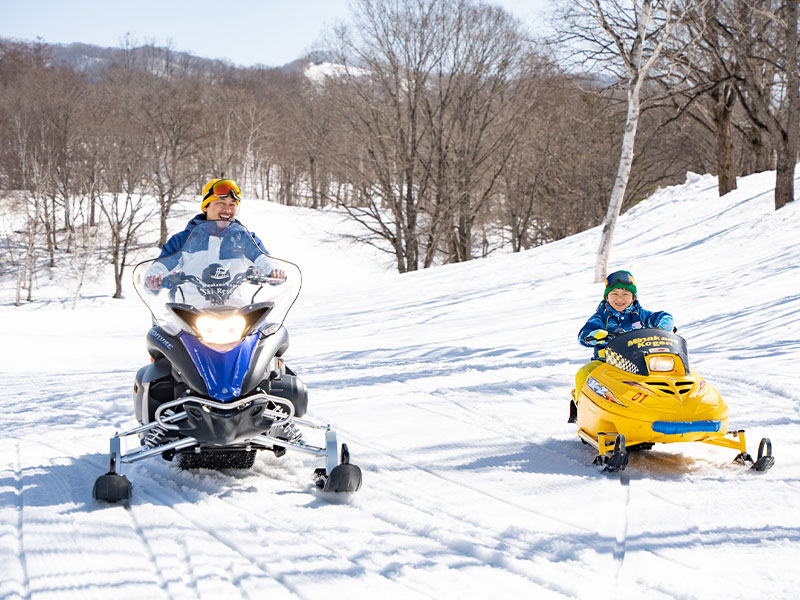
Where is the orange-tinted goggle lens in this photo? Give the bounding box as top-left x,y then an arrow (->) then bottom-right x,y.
204,180 -> 241,201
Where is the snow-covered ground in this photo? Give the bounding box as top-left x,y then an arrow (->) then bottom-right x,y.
1,170 -> 799,599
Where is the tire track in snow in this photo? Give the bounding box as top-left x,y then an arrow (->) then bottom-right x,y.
612,474 -> 630,593
352,478 -> 577,597
351,373 -> 602,515
397,383 -> 589,468
139,487 -> 296,597
13,442 -> 32,600
9,413 -> 423,597
332,426 -> 595,558
7,433 -> 198,599
339,420 -> 591,531
133,473 -> 311,600
699,368 -> 800,419
8,431 -> 292,598
131,460 -> 429,599
123,502 -> 175,598
256,357 -> 605,590
129,444 -> 573,597
222,455 -> 573,597
367,358 -> 779,596
311,407 -> 623,597
320,368 -> 640,594
8,368 -> 606,596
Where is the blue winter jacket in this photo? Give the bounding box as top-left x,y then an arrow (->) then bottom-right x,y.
156,215 -> 269,271
578,300 -> 672,360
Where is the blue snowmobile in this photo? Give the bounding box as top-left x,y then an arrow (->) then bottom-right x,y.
93,220 -> 362,502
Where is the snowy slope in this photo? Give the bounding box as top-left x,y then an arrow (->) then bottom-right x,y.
1,171 -> 799,599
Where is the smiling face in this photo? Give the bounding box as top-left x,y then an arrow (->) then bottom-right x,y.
607,288 -> 634,311
204,196 -> 238,221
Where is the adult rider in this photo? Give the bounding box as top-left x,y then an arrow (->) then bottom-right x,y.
144,178 -> 285,291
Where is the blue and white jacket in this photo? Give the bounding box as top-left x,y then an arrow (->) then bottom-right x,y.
157,215 -> 268,264
578,300 -> 672,360
146,215 -> 271,280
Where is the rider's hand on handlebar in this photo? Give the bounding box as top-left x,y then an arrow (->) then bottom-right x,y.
585,329 -> 609,346
268,268 -> 287,284
145,274 -> 163,290
657,315 -> 674,331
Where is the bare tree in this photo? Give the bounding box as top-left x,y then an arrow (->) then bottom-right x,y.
653,0 -> 742,196
135,74 -> 205,245
285,73 -> 337,209
435,4 -> 539,263
0,193 -> 42,306
560,0 -> 693,281
326,0 -> 539,270
66,209 -> 102,308
326,0 -> 447,272
98,93 -> 154,299
713,0 -> 798,210
1,22 -> 739,289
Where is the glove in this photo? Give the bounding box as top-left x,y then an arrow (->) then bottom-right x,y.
657,315 -> 674,331
584,329 -> 608,346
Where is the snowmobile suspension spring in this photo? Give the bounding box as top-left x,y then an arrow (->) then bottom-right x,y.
144,409 -> 174,447
272,404 -> 302,443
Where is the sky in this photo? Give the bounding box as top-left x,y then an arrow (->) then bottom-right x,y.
0,0 -> 554,68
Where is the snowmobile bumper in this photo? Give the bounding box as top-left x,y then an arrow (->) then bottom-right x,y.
94,399 -> 362,501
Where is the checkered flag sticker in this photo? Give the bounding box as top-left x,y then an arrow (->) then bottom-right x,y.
607,349 -> 640,374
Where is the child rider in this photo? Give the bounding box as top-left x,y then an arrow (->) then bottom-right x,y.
570,270 -> 674,422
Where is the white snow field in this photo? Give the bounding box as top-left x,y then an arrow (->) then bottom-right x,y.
1,170 -> 799,599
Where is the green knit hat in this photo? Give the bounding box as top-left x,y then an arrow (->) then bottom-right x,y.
604,270 -> 637,298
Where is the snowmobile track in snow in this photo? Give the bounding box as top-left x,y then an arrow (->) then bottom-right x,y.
11,442 -> 32,600
130,461 -> 428,598
129,471 -> 306,598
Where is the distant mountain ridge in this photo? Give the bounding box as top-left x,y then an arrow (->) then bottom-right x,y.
0,36 -> 334,75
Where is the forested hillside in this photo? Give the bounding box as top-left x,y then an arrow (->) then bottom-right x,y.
1,0 -> 796,299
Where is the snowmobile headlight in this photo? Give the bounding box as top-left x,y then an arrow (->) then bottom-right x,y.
648,355 -> 675,372
195,315 -> 247,345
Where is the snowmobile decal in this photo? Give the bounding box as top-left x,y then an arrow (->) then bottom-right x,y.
149,330 -> 174,350
652,420 -> 722,435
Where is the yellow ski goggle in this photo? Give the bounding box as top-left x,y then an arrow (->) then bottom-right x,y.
202,179 -> 241,202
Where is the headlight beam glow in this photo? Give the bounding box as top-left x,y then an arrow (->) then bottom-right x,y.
195,315 -> 247,345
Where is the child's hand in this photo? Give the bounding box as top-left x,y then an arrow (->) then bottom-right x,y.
584,329 -> 609,346
657,315 -> 674,331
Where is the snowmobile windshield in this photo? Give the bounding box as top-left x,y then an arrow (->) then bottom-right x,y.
605,328 -> 690,376
133,220 -> 301,333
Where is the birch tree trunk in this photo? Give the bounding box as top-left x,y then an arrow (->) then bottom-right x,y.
583,0 -> 681,282
594,86 -> 641,282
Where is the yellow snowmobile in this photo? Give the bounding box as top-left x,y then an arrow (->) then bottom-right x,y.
571,328 -> 774,472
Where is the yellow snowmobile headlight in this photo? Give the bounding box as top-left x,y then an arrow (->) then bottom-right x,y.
648,355 -> 675,372
195,315 -> 247,345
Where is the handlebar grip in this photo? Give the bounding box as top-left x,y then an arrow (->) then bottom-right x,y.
161,273 -> 185,289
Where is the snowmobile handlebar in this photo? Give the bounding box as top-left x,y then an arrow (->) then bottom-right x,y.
604,326 -> 678,342
161,269 -> 284,305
